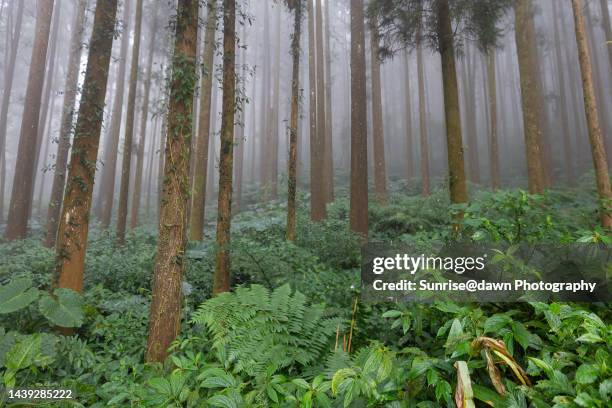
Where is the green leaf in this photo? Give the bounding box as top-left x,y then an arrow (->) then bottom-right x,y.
576,332 -> 603,343
511,322 -> 530,350
445,318 -> 463,349
39,288 -> 84,328
0,277 -> 39,314
484,314 -> 510,333
331,368 -> 356,394
208,395 -> 238,408
5,334 -> 41,371
382,310 -> 402,318
575,364 -> 598,384
291,378 -> 310,389
472,384 -> 506,407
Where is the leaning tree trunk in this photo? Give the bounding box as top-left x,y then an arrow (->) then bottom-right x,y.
54,0 -> 119,291
286,1 -> 302,242
0,0 -> 24,225
45,0 -> 87,248
416,31 -> 430,197
98,0 -> 132,227
146,0 -> 199,363
487,49 -> 500,189
436,0 -> 467,207
514,0 -> 545,194
213,0 -> 237,295
5,0 -> 55,241
130,3 -> 159,230
349,0 -> 368,237
369,20 -> 387,203
116,0 -> 143,245
189,0 -> 217,241
571,0 -> 612,228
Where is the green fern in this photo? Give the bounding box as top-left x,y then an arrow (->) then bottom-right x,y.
191,284 -> 344,378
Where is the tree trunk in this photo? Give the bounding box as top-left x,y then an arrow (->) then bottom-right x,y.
146,0 -> 198,363
570,0 -> 612,228
98,0 -> 132,228
234,22 -> 246,213
463,45 -> 480,184
45,0 -> 87,248
189,0 -> 216,241
349,0 -> 368,237
259,2 -> 271,191
286,2 -> 302,242
54,0 -> 119,291
0,0 -> 24,225
369,20 -> 387,203
309,0 -> 326,221
487,49 -> 500,189
130,3 -> 159,230
404,51 -> 414,182
436,0 -> 467,207
116,0 -> 143,244
315,0 -> 327,205
514,0 -> 545,194
5,0 -> 55,240
323,0 -> 334,202
213,0 -> 237,295
600,0 -> 612,71
416,33 -> 430,197
270,4 -> 281,199
552,0 -> 575,186
145,113 -> 160,219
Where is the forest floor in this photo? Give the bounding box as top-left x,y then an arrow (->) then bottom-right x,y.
0,177 -> 611,407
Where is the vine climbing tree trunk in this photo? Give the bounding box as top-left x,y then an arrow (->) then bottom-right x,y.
213,0 -> 237,295
146,0 -> 199,363
54,0 -> 119,291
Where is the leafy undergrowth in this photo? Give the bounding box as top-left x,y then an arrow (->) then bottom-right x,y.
0,180 -> 610,407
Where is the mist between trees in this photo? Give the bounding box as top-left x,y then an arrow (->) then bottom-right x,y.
0,0 -> 610,363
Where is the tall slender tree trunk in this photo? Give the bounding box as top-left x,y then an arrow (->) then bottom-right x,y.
436,0 -> 467,207
0,0 -> 24,225
315,0 -> 327,206
213,0 -> 237,295
369,20 -> 387,203
552,0 -> 575,186
600,0 -> 612,70
130,3 -> 159,229
270,4 -> 281,199
145,113 -> 160,220
54,0 -> 119,291
45,0 -> 87,248
259,3 -> 271,190
5,0 -> 55,240
323,0 -> 334,202
116,0 -> 143,244
570,0 -> 612,228
487,49 -> 500,189
37,98 -> 56,215
463,45 -> 480,184
309,0 -> 326,221
349,0 -> 368,237
416,33 -> 430,197
98,0 -> 132,227
234,22 -> 246,213
404,51 -> 414,182
146,0 -> 198,363
189,0 -> 216,241
514,0 -> 545,194
286,1 -> 302,242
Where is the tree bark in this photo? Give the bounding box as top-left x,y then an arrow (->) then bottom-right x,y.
404,51 -> 414,182
552,0 -> 575,186
570,0 -> 612,228
369,20 -> 387,203
54,0 -> 119,291
189,0 -> 216,241
323,0 -> 334,202
514,0 -> 545,194
463,45 -> 480,184
487,49 -> 500,189
45,0 -> 87,248
5,0 -> 55,240
309,0 -> 326,221
270,4 -> 281,199
600,0 -> 612,71
213,0 -> 236,295
234,22 -> 246,213
349,0 -> 368,237
436,0 -> 467,208
98,0 -> 132,228
146,0 -> 198,363
286,2 -> 302,242
116,0 -> 143,244
416,32 -> 430,197
0,0 -> 24,225
130,2 -> 159,230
